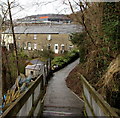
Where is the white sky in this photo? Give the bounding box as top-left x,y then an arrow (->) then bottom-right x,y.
11,0 -> 72,19
1,0 -> 119,19
0,0 -> 81,19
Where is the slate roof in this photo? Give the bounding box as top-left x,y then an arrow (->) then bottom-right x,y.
26,58 -> 44,65
25,64 -> 42,70
30,59 -> 44,65
4,24 -> 82,34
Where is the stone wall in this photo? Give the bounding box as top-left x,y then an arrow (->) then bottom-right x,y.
15,33 -> 74,53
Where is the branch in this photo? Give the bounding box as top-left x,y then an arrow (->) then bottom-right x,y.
67,0 -> 82,24
72,0 -> 98,48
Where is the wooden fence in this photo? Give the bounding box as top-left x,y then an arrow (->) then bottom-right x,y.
1,59 -> 51,117
80,75 -> 118,118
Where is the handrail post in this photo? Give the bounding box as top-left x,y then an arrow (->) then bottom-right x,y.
46,60 -> 48,76
46,60 -> 48,84
32,93 -> 34,107
49,58 -> 52,72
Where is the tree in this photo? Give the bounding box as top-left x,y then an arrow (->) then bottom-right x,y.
70,32 -> 86,62
67,1 -> 120,109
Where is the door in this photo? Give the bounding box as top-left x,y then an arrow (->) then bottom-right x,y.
54,44 -> 59,54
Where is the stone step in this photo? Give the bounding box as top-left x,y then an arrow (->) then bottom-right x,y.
43,110 -> 85,118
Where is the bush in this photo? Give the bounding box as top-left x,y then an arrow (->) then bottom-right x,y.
52,49 -> 79,71
30,49 -> 54,61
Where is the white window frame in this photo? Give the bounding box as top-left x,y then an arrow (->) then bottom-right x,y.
34,43 -> 37,50
61,44 -> 65,53
28,42 -> 32,50
61,44 -> 65,50
69,45 -> 73,50
47,34 -> 52,41
47,44 -> 51,50
34,34 -> 37,40
18,36 -> 20,40
17,42 -> 20,48
23,43 -> 26,50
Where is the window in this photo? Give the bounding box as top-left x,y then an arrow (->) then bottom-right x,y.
47,44 -> 51,50
9,43 -> 14,51
34,43 -> 37,50
27,42 -> 32,50
18,35 -> 20,40
26,33 -> 28,36
55,45 -> 58,50
69,35 -> 72,40
34,34 -> 37,40
23,43 -> 26,49
61,44 -> 65,50
69,45 -> 73,50
47,35 -> 52,40
30,71 -> 34,75
17,42 -> 20,48
61,44 -> 65,54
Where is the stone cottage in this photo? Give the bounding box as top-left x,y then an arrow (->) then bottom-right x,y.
2,23 -> 82,54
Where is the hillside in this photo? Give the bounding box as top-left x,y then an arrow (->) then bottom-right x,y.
66,2 -> 120,110
16,14 -> 72,24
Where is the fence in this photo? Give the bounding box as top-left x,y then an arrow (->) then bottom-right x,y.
1,59 -> 51,117
80,75 -> 118,118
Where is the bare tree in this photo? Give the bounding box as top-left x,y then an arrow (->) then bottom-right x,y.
0,1 -> 21,108
7,0 -> 20,76
64,0 -> 104,49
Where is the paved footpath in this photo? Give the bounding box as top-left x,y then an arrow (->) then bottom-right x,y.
43,59 -> 84,117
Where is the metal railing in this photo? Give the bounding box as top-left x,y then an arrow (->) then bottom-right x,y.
80,75 -> 118,118
1,59 -> 51,117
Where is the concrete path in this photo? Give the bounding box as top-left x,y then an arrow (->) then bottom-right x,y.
43,59 -> 84,117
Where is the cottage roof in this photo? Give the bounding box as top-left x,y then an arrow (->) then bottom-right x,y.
30,59 -> 44,65
25,64 -> 42,70
3,24 -> 82,34
26,58 -> 44,65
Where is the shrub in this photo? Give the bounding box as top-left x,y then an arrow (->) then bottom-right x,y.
52,49 -> 79,71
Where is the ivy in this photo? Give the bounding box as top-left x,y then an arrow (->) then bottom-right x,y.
103,2 -> 120,52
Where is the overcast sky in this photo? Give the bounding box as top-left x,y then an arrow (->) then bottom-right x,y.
10,0 -> 72,19
1,0 -> 119,19
0,0 -> 81,19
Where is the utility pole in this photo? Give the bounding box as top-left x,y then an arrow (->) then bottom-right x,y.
7,0 -> 20,76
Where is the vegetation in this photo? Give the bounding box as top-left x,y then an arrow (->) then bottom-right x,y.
2,48 -> 54,95
66,2 -> 120,109
52,49 -> 79,71
1,0 -> 120,111
2,49 -> 28,94
29,49 -> 54,61
70,32 -> 87,63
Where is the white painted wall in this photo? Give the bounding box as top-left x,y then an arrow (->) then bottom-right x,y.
1,34 -> 14,50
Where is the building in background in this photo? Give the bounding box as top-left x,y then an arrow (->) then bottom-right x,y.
2,24 -> 82,54
2,14 -> 83,54
16,14 -> 72,24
